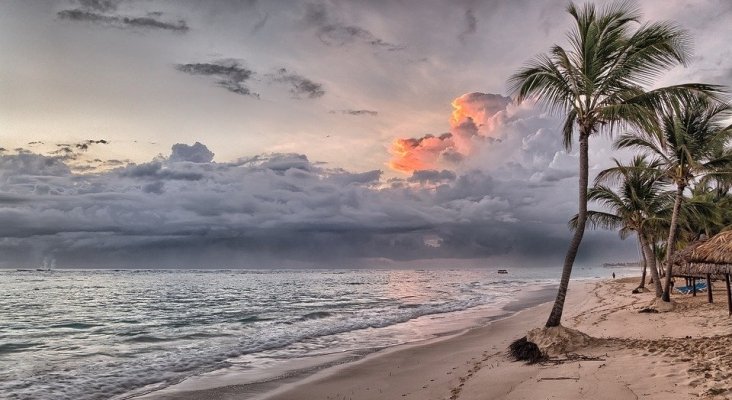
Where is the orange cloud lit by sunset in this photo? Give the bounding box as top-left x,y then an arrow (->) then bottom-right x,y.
389,134 -> 454,173
389,92 -> 511,173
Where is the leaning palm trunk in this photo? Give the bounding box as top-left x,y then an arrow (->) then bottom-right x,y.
662,184 -> 685,302
639,230 -> 662,297
637,240 -> 647,289
655,238 -> 664,280
546,134 -> 589,327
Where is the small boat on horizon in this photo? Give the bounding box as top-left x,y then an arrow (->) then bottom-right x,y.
497,269 -> 508,274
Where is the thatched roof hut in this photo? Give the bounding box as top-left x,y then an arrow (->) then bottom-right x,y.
672,239 -> 707,276
672,230 -> 732,315
674,231 -> 732,276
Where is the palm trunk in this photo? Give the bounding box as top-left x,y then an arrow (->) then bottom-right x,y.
661,183 -> 685,302
654,237 -> 663,281
638,240 -> 647,289
545,133 -> 589,327
639,229 -> 662,297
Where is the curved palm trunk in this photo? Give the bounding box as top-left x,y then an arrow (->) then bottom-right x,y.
639,229 -> 662,297
637,239 -> 647,289
661,184 -> 685,302
652,235 -> 663,281
545,133 -> 589,327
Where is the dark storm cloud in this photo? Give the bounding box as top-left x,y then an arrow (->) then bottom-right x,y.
57,9 -> 112,23
78,0 -> 119,12
175,61 -> 258,97
119,161 -> 205,181
302,3 -> 403,51
69,165 -> 96,172
0,140 -> 118,176
536,168 -> 577,182
441,149 -> 464,163
21,139 -> 112,164
170,142 -> 214,163
0,153 -> 71,179
0,140 -> 598,267
407,169 -> 456,184
142,180 -> 165,194
57,9 -> 189,32
270,68 -> 325,99
121,16 -> 188,32
75,139 -> 109,151
0,137 -> 638,268
104,159 -> 126,166
0,193 -> 27,205
329,169 -> 382,186
175,61 -> 322,99
329,109 -> 378,116
50,146 -> 78,161
458,9 -> 477,44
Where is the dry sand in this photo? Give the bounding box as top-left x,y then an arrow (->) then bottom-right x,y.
146,277 -> 732,400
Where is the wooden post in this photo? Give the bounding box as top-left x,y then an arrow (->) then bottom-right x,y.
707,274 -> 713,304
726,274 -> 731,317
692,277 -> 697,297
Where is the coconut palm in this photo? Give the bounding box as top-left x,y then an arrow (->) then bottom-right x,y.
683,162 -> 732,237
615,95 -> 732,301
678,184 -> 726,242
571,155 -> 671,296
508,1 -> 718,326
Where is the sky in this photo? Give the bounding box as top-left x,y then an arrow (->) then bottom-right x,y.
0,0 -> 731,268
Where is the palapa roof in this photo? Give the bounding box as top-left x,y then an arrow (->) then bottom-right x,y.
671,239 -> 706,266
673,230 -> 732,276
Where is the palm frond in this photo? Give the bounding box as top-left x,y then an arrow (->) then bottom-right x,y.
562,108 -> 578,150
569,210 -> 623,231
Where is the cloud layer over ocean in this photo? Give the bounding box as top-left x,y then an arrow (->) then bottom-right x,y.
0,93 -> 633,268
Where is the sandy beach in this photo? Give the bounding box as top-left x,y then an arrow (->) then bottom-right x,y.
149,277 -> 732,400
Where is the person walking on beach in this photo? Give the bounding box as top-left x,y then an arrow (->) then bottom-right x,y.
612,272 -> 616,279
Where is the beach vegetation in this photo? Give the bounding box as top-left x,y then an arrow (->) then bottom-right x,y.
571,155 -> 670,296
508,0 -> 716,327
615,95 -> 732,301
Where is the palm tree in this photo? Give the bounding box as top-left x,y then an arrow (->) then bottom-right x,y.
615,95 -> 732,301
571,155 -> 670,297
678,184 -> 725,242
508,1 -> 717,326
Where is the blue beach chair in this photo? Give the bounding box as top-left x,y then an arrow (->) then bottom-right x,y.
674,281 -> 708,295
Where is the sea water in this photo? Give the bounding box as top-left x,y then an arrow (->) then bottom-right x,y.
0,266 -> 635,399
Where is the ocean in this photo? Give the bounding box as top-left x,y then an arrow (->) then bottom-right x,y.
0,266 -> 636,399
